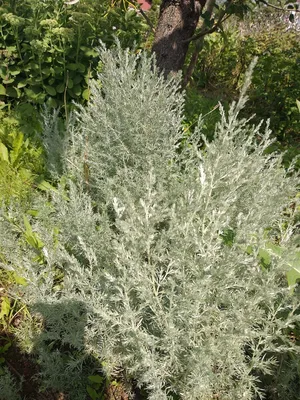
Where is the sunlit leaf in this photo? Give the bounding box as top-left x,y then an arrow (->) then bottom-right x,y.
0,143 -> 9,162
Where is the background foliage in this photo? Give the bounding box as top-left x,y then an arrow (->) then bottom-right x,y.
0,0 -> 152,111
191,10 -> 300,140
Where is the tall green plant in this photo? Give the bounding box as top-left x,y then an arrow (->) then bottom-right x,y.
1,46 -> 300,400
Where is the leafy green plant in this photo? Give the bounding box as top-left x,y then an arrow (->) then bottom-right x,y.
194,22 -> 300,141
87,374 -> 109,400
0,110 -> 44,204
0,0 -> 152,112
1,47 -> 300,400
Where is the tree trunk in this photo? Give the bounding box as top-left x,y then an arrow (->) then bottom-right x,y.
183,0 -> 216,87
152,0 -> 204,76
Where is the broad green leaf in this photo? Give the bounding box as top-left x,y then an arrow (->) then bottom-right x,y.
10,133 -> 24,165
286,251 -> 300,293
67,78 -> 74,89
296,99 -> 300,113
12,132 -> 24,153
37,180 -> 69,201
265,242 -> 282,256
6,46 -> 16,53
80,46 -> 98,57
287,267 -> 300,293
77,63 -> 85,73
23,215 -> 33,236
23,215 -> 44,249
56,83 -> 65,93
46,97 -> 58,108
67,89 -> 76,99
13,272 -> 27,286
88,375 -> 104,384
82,88 -> 90,101
5,86 -> 18,97
24,88 -> 36,99
86,385 -> 98,400
44,85 -> 56,96
17,81 -> 27,88
66,63 -> 78,70
2,78 -> 14,84
27,209 -> 39,217
0,143 -> 9,162
42,67 -> 52,75
73,75 -> 83,84
258,248 -> 271,268
246,245 -> 253,255
0,342 -> 11,353
0,297 -> 10,318
9,67 -> 21,76
27,233 -> 44,250
72,84 -> 82,96
37,180 -> 59,193
35,92 -> 46,104
23,215 -> 43,250
0,84 -> 5,95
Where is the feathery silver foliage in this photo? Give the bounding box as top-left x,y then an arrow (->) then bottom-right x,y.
0,46 -> 299,399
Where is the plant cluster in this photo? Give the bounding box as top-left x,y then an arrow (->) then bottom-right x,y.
0,0 -> 151,111
0,108 -> 44,204
192,15 -> 300,143
0,47 -> 299,400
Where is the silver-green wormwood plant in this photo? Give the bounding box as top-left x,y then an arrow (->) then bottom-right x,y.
0,46 -> 300,400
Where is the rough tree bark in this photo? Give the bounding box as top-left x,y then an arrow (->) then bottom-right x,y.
152,0 -> 205,76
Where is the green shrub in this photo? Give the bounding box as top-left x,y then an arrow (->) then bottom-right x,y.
0,109 -> 44,204
194,24 -> 300,140
0,0 -> 150,110
1,47 -> 300,400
